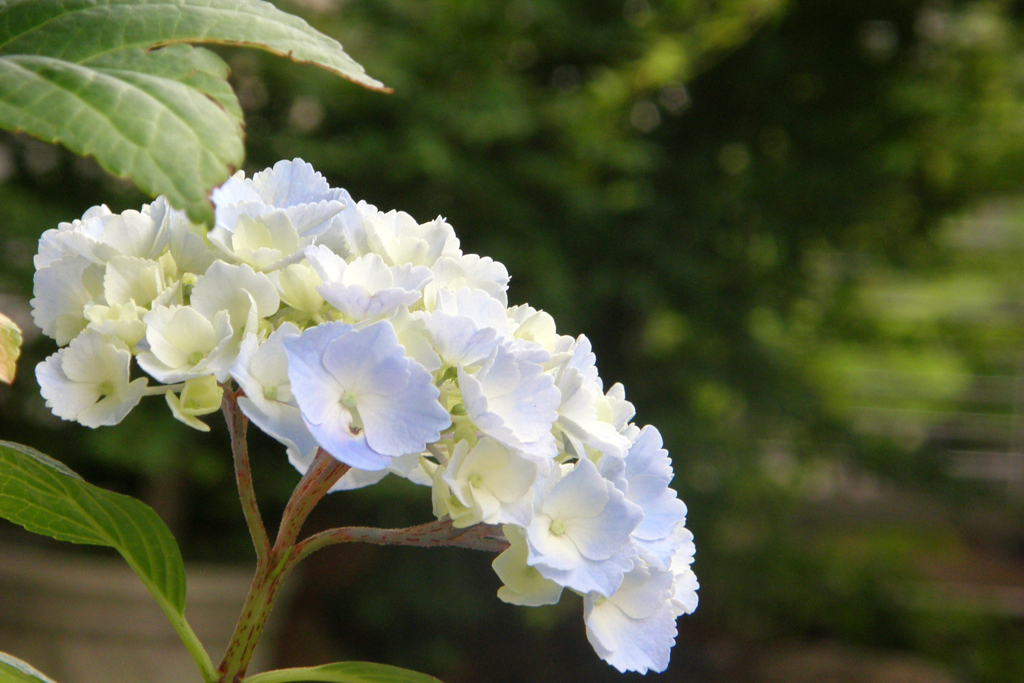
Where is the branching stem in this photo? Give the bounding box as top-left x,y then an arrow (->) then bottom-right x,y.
274,449 -> 349,550
215,400 -> 508,682
217,449 -> 348,682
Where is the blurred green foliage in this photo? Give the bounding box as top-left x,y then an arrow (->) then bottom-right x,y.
6,0 -> 1024,681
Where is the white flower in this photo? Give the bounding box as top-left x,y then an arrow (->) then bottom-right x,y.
584,561 -> 678,674
425,253 -> 509,306
669,527 -> 699,617
160,199 -> 217,277
83,301 -> 148,350
271,263 -> 326,324
0,311 -> 21,385
333,192 -> 379,257
284,320 -> 451,470
352,209 -> 460,267
431,287 -> 509,333
420,311 -> 498,369
553,335 -> 632,460
35,205 -> 167,269
230,323 -> 320,461
36,330 -> 147,427
508,305 -> 561,348
617,426 -> 688,570
493,525 -> 564,607
526,457 -> 643,596
211,159 -> 347,239
208,160 -> 349,271
440,438 -> 537,527
305,245 -> 431,322
36,205 -> 111,269
136,305 -> 234,382
165,375 -> 223,432
389,307 -> 442,373
30,157 -> 698,676
418,288 -> 509,367
210,211 -> 303,271
598,382 -> 636,433
102,255 -> 168,308
189,261 -> 280,338
31,255 -> 105,345
458,344 -> 560,463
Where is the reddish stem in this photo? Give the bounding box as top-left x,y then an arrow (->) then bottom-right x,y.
274,449 -> 349,550
216,449 -> 348,682
288,519 -> 509,570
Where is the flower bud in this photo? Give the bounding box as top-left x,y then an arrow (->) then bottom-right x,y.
166,375 -> 224,432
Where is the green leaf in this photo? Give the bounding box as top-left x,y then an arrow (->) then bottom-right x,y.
0,651 -> 58,683
0,440 -> 184,608
0,0 -> 388,226
0,440 -> 215,681
243,662 -> 444,683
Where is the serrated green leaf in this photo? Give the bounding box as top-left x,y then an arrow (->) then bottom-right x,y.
0,0 -> 388,225
243,662 -> 444,683
0,440 -> 215,680
0,651 -> 58,683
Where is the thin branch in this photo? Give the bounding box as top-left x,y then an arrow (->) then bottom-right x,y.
289,519 -> 509,567
221,388 -> 270,563
273,449 -> 349,552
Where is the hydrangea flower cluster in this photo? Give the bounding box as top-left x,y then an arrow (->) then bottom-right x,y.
30,159 -> 697,674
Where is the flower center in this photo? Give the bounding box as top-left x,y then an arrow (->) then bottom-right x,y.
344,403 -> 365,437
469,473 -> 483,488
263,385 -> 278,401
187,350 -> 204,365
96,380 -> 115,398
549,519 -> 567,536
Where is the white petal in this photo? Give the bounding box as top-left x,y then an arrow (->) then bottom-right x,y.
137,306 -> 234,383
584,564 -> 677,674
284,320 -> 449,469
191,261 -> 280,331
36,331 -> 146,427
251,158 -> 337,207
420,310 -> 498,367
442,438 -> 536,526
459,345 -> 560,449
37,349 -> 99,420
426,253 -> 509,306
493,526 -> 564,607
31,255 -> 104,345
103,256 -> 165,308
